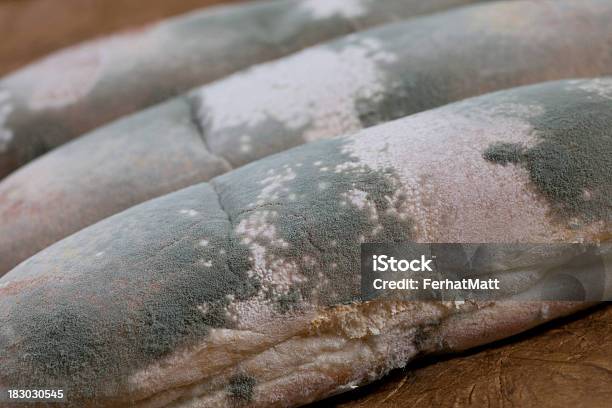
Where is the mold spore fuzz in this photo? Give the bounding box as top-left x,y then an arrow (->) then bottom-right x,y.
197,37 -> 396,143
298,0 -> 370,19
0,90 -> 13,152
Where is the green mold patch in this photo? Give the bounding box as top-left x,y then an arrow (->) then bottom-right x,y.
214,136 -> 414,307
0,184 -> 258,402
199,106 -> 310,169
0,135 -> 416,402
228,374 -> 256,403
276,288 -> 302,314
483,142 -> 524,166
483,82 -> 612,222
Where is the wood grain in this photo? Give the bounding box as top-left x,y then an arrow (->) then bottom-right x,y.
1,1 -> 610,407
0,0 -> 244,75
312,305 -> 612,408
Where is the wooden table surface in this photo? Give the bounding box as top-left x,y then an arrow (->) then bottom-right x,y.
0,0 -> 243,76
311,305 -> 612,408
1,1 -> 610,407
